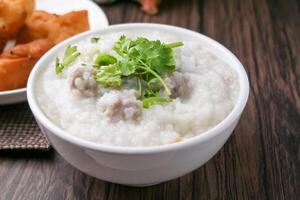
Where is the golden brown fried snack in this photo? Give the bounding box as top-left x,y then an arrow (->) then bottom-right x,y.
1,39 -> 53,59
0,58 -> 35,91
0,39 -> 6,52
0,39 -> 53,91
0,0 -> 35,39
17,10 -> 90,44
16,11 -> 54,43
139,0 -> 160,15
49,10 -> 90,44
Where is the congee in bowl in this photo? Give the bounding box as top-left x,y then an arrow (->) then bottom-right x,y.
36,30 -> 239,147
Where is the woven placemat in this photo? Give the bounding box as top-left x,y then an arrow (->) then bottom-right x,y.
0,103 -> 50,150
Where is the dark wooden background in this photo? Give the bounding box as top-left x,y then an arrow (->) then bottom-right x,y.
1,0 -> 299,199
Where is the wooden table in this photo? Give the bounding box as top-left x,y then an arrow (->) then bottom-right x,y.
1,0 -> 299,199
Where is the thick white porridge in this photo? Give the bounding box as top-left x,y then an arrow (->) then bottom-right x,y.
36,30 -> 239,147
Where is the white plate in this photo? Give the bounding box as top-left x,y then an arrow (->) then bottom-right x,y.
0,0 -> 109,105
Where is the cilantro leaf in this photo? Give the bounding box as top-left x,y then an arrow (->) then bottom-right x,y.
113,35 -> 132,56
117,60 -> 136,76
143,97 -> 171,108
127,38 -> 176,75
94,53 -> 117,67
55,45 -> 81,74
63,45 -> 80,66
55,57 -> 64,74
94,64 -> 122,87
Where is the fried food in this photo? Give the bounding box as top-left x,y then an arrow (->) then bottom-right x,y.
0,39 -> 53,91
0,0 -> 35,39
0,58 -> 35,91
49,10 -> 90,44
0,5 -> 90,91
16,11 -> 53,43
0,39 -> 6,52
1,39 -> 53,59
17,10 -> 90,44
139,0 -> 160,15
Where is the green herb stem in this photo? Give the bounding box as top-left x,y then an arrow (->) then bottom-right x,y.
144,67 -> 171,96
137,77 -> 142,97
165,42 -> 184,48
130,53 -> 172,97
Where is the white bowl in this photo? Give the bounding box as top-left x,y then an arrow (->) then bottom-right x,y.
27,23 -> 249,186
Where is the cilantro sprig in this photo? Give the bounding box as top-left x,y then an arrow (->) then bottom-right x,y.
55,45 -> 81,74
55,36 -> 183,108
94,35 -> 183,108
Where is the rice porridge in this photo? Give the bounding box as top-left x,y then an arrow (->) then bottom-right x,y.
36,30 -> 239,147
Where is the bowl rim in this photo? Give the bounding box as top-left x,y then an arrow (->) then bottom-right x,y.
0,87 -> 26,96
27,23 -> 249,154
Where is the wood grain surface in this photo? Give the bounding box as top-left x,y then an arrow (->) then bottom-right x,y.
0,0 -> 299,199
